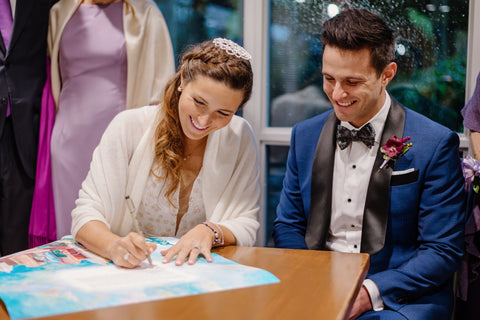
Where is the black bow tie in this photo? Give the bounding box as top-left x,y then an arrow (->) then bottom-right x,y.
337,123 -> 376,150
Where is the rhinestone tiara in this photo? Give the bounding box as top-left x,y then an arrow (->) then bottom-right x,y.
213,38 -> 252,61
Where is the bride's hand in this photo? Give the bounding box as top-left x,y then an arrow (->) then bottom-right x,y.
160,224 -> 215,266
107,232 -> 156,268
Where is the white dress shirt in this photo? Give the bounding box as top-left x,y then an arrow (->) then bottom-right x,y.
327,93 -> 391,311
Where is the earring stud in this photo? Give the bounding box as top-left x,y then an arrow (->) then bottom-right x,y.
177,86 -> 182,92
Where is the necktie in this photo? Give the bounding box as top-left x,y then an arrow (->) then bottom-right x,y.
0,0 -> 13,49
0,0 -> 13,117
337,123 -> 376,150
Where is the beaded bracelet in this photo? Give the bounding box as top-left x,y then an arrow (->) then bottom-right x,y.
201,222 -> 220,246
211,222 -> 224,246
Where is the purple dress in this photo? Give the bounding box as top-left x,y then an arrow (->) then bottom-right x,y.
462,72 -> 480,132
457,71 -> 480,320
51,1 -> 126,238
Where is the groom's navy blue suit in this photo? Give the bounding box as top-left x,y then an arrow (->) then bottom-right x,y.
274,98 -> 465,319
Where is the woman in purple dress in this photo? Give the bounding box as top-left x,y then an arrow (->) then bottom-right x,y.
458,70 -> 480,320
48,0 -> 175,238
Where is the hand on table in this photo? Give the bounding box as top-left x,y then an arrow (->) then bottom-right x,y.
107,232 -> 156,268
161,224 -> 215,266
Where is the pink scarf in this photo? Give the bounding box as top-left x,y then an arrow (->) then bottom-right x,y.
28,58 -> 57,247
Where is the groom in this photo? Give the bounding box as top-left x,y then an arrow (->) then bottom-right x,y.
273,8 -> 465,320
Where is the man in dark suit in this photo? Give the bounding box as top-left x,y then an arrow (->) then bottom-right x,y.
0,0 -> 57,256
273,9 -> 465,319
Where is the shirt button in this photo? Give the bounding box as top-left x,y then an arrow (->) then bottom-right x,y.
352,164 -> 356,169
351,224 -> 355,228
347,198 -> 352,203
354,244 -> 358,248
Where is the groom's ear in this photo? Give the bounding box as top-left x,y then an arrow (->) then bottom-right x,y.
382,62 -> 397,86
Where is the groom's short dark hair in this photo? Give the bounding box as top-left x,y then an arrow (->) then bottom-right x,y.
321,8 -> 395,76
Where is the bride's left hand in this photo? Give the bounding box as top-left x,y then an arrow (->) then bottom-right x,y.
160,224 -> 215,266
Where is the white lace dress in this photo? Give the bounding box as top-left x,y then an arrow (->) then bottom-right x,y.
136,170 -> 206,238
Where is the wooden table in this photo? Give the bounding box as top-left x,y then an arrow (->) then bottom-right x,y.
0,246 -> 369,320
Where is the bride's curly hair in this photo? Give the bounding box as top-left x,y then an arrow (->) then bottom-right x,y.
153,40 -> 253,205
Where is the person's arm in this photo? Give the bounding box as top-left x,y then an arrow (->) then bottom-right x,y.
470,130 -> 480,159
204,117 -> 261,246
76,221 -> 155,268
71,109 -> 155,268
71,108 -> 154,254
369,130 -> 465,310
273,125 -> 309,249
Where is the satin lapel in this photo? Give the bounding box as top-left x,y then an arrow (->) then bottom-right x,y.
8,0 -> 34,53
361,99 -> 406,254
305,112 -> 338,250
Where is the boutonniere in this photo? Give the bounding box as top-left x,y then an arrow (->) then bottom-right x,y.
378,135 -> 412,172
462,155 -> 480,193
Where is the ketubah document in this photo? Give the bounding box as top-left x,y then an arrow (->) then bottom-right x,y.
0,237 -> 279,320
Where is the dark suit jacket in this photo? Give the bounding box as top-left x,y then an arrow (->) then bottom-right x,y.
0,0 -> 56,179
273,98 -> 466,319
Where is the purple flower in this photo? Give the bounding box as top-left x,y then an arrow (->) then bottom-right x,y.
462,155 -> 480,192
381,136 -> 411,158
378,136 -> 412,172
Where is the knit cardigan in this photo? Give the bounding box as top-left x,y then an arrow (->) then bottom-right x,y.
48,0 -> 175,110
71,105 -> 261,246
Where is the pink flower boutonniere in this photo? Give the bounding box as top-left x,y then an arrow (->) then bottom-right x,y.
462,155 -> 480,193
378,135 -> 412,172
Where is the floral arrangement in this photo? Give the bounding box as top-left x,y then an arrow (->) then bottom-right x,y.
378,135 -> 412,172
462,155 -> 480,193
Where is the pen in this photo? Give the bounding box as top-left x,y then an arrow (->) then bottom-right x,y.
125,195 -> 153,266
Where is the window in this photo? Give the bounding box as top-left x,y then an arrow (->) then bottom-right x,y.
268,0 -> 468,131
155,0 -> 244,67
